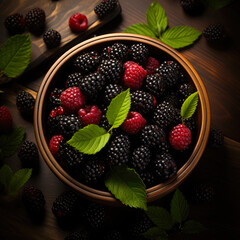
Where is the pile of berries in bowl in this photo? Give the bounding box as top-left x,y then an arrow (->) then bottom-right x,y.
34,33 -> 210,205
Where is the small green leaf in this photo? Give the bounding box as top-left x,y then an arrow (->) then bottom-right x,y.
0,90 -> 4,94
146,0 -> 168,37
107,88 -> 131,130
159,26 -> 202,49
0,164 -> 13,189
105,165 -> 147,210
123,23 -> 158,39
142,227 -> 168,240
206,0 -> 235,10
68,124 -> 111,154
170,189 -> 189,223
8,168 -> 32,196
182,220 -> 206,234
181,91 -> 199,120
0,34 -> 32,78
146,206 -> 173,230
0,127 -> 25,160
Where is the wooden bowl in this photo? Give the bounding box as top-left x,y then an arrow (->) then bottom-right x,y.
34,33 -> 211,206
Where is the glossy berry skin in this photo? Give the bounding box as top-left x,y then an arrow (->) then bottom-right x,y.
49,106 -> 64,118
78,105 -> 102,126
43,29 -> 61,48
69,13 -> 88,32
203,24 -> 227,44
49,135 -> 64,157
60,87 -> 85,113
121,111 -> 146,134
94,0 -> 118,19
144,56 -> 160,75
0,106 -> 13,133
4,13 -> 25,35
169,124 -> 191,150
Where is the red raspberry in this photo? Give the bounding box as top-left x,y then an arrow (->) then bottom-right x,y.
0,106 -> 13,133
69,13 -> 88,32
144,57 -> 159,75
60,87 -> 85,113
123,63 -> 147,90
49,135 -> 63,157
121,111 -> 147,134
169,124 -> 191,150
78,105 -> 102,126
50,106 -> 64,118
123,61 -> 138,69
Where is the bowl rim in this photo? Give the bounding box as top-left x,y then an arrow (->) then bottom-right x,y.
34,33 -> 211,205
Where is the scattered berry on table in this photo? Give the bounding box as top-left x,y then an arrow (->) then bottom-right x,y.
203,24 -> 228,44
94,0 -> 118,19
103,83 -> 124,104
208,128 -> 224,148
4,13 -> 25,35
180,0 -> 205,15
49,135 -> 64,157
129,43 -> 149,65
0,106 -> 13,133
64,230 -> 90,240
49,88 -> 63,107
65,73 -> 82,88
69,13 -> 88,32
78,105 -> 102,126
144,56 -> 160,75
190,182 -> 215,203
43,29 -> 61,49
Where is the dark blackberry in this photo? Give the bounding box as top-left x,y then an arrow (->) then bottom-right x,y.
154,153 -> 177,181
101,46 -> 111,60
103,229 -> 121,240
144,73 -> 166,98
65,73 -> 82,88
49,88 -> 63,107
163,91 -> 179,108
4,13 -> 25,35
98,59 -> 124,84
94,0 -> 118,19
153,101 -> 175,129
16,90 -> 35,119
140,125 -> 166,148
18,140 -> 39,169
131,145 -> 151,172
139,171 -> 156,188
25,7 -> 46,34
156,141 -> 170,154
203,24 -> 227,44
208,128 -> 224,148
107,134 -> 131,167
74,51 -> 100,75
43,29 -> 61,48
52,190 -> 81,220
191,183 -> 215,203
130,90 -> 154,115
178,83 -> 195,105
109,42 -> 129,61
22,185 -> 45,216
180,0 -> 205,15
129,43 -> 149,65
103,83 -> 124,104
65,230 -> 90,240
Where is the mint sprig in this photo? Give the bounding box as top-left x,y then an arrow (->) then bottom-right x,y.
123,1 -> 201,49
181,91 -> 199,120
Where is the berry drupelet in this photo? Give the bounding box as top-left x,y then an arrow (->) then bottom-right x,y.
49,88 -> 63,107
203,24 -> 228,44
43,29 -> 61,48
129,43 -> 149,65
94,0 -> 118,19
4,13 -> 25,35
65,73 -> 82,88
103,83 -> 124,104
109,42 -> 129,61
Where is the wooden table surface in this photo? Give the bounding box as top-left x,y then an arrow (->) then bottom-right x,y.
0,0 -> 240,239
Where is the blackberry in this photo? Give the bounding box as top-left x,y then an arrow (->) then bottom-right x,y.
156,141 -> 170,154
139,171 -> 156,188
191,182 -> 215,203
65,73 -> 82,88
101,46 -> 111,60
98,59 -> 124,84
103,229 -> 121,240
131,145 -> 151,172
18,140 -> 39,168
140,125 -> 166,148
22,185 -> 45,216
144,73 -> 166,98
129,43 -> 149,65
178,83 -> 195,105
103,83 -> 124,104
109,42 -> 129,61
52,190 -> 81,220
4,13 -> 25,35
43,29 -> 61,48
49,88 -> 63,107
16,90 -> 35,119
74,51 -> 100,75
163,91 -> 179,108
180,0 -> 205,15
208,128 -> 224,148
65,230 -> 90,240
94,0 -> 118,19
25,7 -> 46,34
153,101 -> 175,129
130,90 -> 154,115
203,24 -> 227,44
107,134 -> 131,167
154,153 -> 177,180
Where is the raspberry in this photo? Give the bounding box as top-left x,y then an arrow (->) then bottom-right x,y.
65,73 -> 82,88
78,105 -> 102,126
69,13 -> 88,32
49,88 -> 63,107
121,111 -> 146,134
123,63 -> 147,90
49,106 -> 65,118
208,128 -> 224,148
123,61 -> 138,69
60,87 -> 85,113
129,43 -> 149,65
94,0 -> 118,19
64,230 -> 90,240
43,29 -> 61,48
169,124 -> 192,150
109,42 -> 128,61
103,83 -> 124,104
144,56 -> 160,75
180,0 -> 205,15
0,106 -> 13,133
4,13 -> 25,35
203,24 -> 227,44
49,135 -> 64,157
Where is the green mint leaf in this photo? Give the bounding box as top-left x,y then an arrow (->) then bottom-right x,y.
146,0 -> 168,37
123,23 -> 158,39
0,164 -> 13,190
182,220 -> 206,234
170,189 -> 189,223
8,168 -> 32,196
0,127 -> 25,160
0,34 -> 31,79
159,26 -> 202,49
142,227 -> 168,240
181,91 -> 199,120
107,88 -> 131,130
105,165 -> 147,210
146,206 -> 173,230
68,124 -> 111,154
206,0 -> 235,10
0,90 -> 4,94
